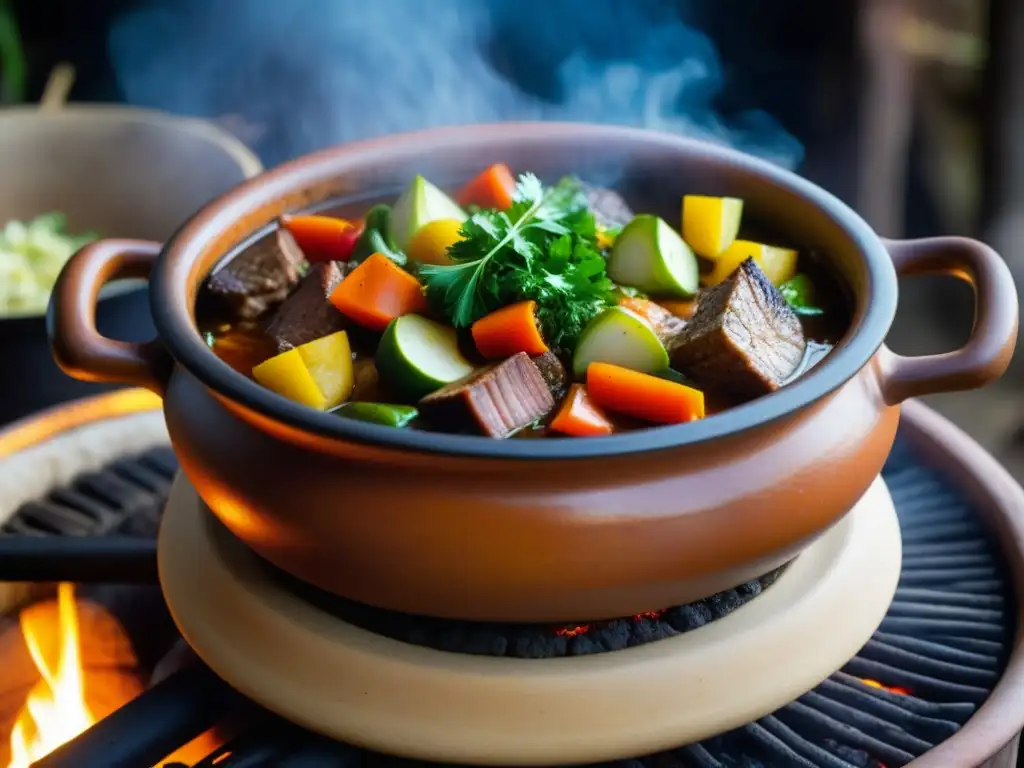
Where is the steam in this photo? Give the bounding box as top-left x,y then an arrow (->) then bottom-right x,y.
108,0 -> 803,168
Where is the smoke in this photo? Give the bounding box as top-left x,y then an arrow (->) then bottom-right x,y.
108,0 -> 803,169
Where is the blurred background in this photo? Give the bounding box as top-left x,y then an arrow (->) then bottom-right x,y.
0,0 -> 1020,473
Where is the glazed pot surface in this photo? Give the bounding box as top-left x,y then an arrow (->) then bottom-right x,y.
47,124 -> 1018,621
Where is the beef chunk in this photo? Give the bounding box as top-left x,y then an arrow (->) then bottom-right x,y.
205,229 -> 306,320
531,352 -> 568,400
582,184 -> 635,228
265,261 -> 349,351
419,352 -> 555,438
670,259 -> 806,399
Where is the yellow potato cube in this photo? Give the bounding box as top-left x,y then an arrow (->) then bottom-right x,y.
758,245 -> 798,286
252,348 -> 328,410
682,195 -> 743,258
407,218 -> 464,266
703,240 -> 798,287
296,331 -> 354,409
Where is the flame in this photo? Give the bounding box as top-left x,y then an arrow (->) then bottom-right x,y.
860,678 -> 911,696
7,584 -> 96,767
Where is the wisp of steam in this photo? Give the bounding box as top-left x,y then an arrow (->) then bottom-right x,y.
108,0 -> 803,169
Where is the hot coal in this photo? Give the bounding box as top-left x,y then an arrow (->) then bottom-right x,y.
268,565 -> 786,658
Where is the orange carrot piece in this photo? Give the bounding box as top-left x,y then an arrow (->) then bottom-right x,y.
456,163 -> 517,210
550,383 -> 614,437
655,299 -> 698,321
281,214 -> 363,262
586,362 -> 705,424
618,297 -> 667,327
471,300 -> 549,358
329,252 -> 428,331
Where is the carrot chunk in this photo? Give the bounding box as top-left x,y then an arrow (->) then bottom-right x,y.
329,253 -> 427,331
471,300 -> 549,358
586,362 -> 705,424
550,383 -> 614,437
456,163 -> 517,210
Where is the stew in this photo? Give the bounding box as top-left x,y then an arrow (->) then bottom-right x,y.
198,165 -> 848,439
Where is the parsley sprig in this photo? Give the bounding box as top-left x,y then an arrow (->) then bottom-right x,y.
779,274 -> 824,316
418,174 -> 616,350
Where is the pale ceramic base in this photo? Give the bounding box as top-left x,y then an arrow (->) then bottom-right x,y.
158,475 -> 902,766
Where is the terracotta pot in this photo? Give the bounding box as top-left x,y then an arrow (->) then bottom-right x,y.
0,105 -> 262,424
47,124 -> 1019,622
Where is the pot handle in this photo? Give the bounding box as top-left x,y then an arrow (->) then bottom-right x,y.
879,236 -> 1019,404
48,239 -> 171,395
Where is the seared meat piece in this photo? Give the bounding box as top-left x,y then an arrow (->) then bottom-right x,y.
265,261 -> 349,351
206,229 -> 306,320
531,352 -> 568,400
670,259 -> 805,399
582,184 -> 635,228
419,352 -> 555,438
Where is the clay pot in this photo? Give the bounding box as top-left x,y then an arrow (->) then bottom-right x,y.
47,124 -> 1019,622
0,106 -> 262,424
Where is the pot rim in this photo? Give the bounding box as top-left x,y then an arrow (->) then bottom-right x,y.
151,122 -> 897,460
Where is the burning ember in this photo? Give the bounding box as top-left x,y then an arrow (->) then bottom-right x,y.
7,584 -> 94,766
860,678 -> 911,696
554,609 -> 667,639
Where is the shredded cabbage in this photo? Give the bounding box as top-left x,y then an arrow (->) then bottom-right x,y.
0,213 -> 96,316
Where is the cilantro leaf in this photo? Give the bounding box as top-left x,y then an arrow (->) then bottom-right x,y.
779,273 -> 825,316
418,173 -> 616,349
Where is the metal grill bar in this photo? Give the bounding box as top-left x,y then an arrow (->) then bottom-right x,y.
34,666 -> 236,768
0,536 -> 157,582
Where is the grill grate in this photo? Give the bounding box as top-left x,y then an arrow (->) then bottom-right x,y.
6,439 -> 1015,768
0,447 -> 177,539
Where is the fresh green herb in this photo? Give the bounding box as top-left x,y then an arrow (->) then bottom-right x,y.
204,331 -> 216,348
351,204 -> 406,266
418,174 -> 616,350
779,273 -> 824,316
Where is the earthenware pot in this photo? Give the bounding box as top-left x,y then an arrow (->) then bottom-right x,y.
47,124 -> 1018,622
0,105 -> 262,424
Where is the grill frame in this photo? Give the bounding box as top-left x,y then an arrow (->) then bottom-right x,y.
0,394 -> 1020,766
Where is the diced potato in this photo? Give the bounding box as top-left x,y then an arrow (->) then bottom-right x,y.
681,195 -> 743,258
406,218 -> 464,266
251,330 -> 354,410
296,331 -> 354,409
757,245 -> 799,286
703,240 -> 798,288
253,349 -> 328,410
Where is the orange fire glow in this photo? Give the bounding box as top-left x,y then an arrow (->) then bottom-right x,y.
554,609 -> 669,639
555,624 -> 591,638
860,678 -> 911,696
7,584 -> 95,767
